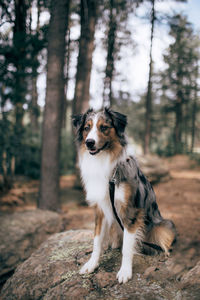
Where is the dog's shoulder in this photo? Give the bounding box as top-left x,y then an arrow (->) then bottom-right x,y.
115,156 -> 162,224
116,155 -> 138,183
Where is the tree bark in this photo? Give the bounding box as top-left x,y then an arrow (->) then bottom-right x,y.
30,74 -> 39,132
13,0 -> 27,169
191,66 -> 198,153
102,0 -> 117,107
174,93 -> 183,153
62,27 -> 71,129
144,0 -> 155,155
30,0 -> 41,132
73,0 -> 97,115
39,0 -> 70,211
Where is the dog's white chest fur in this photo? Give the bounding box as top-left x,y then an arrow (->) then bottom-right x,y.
79,151 -> 118,225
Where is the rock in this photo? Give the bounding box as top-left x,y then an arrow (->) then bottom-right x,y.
138,155 -> 170,184
144,266 -> 158,278
1,229 -> 195,300
181,261 -> 200,287
180,261 -> 200,300
0,209 -> 62,284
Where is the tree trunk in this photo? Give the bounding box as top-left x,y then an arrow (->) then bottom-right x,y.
30,0 -> 41,132
30,74 -> 39,132
73,0 -> 97,115
183,101 -> 189,153
191,66 -> 198,153
191,97 -> 197,153
174,92 -> 183,154
62,27 -> 71,129
13,0 -> 27,169
102,0 -> 117,108
144,0 -> 155,155
39,0 -> 70,211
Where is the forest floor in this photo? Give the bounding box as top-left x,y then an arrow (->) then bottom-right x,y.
1,155 -> 200,278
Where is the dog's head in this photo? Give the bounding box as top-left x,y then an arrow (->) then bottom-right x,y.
72,108 -> 127,156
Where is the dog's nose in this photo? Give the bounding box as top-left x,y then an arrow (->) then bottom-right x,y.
86,139 -> 95,149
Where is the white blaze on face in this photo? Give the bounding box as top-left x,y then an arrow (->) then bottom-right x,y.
86,114 -> 99,145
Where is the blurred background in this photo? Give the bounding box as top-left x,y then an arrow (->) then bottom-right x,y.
0,0 -> 200,211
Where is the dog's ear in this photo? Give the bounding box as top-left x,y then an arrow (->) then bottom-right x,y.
72,108 -> 93,129
72,114 -> 85,143
72,114 -> 83,129
105,107 -> 127,135
72,109 -> 93,142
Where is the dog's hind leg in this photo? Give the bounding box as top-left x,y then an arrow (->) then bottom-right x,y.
80,207 -> 107,274
145,219 -> 177,256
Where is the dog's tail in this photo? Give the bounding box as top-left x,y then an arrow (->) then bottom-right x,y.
143,219 -> 177,256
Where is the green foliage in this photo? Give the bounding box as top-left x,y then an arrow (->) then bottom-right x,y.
155,134 -> 184,157
0,113 -> 76,179
0,112 -> 15,175
0,112 -> 39,178
60,130 -> 76,175
15,126 -> 41,179
113,97 -> 145,145
0,0 -> 48,183
157,14 -> 200,155
189,153 -> 200,165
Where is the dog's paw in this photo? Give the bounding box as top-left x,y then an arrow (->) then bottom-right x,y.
117,266 -> 132,284
79,258 -> 98,275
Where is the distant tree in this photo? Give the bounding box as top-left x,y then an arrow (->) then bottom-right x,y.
62,26 -> 71,128
144,0 -> 155,155
102,0 -> 140,107
143,0 -> 187,154
13,0 -> 28,169
0,0 -> 47,182
73,0 -> 97,115
29,0 -> 42,132
160,14 -> 199,154
0,0 -> 28,186
39,0 -> 70,211
102,0 -> 117,107
190,52 -> 199,152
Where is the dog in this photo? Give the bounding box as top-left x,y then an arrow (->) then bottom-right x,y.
72,107 -> 176,284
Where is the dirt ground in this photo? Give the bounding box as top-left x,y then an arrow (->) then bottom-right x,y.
1,155 -> 200,275
154,156 -> 200,275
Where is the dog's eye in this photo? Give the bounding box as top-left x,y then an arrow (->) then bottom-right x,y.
84,125 -> 90,132
100,125 -> 109,132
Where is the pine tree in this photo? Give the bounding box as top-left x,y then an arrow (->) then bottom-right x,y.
144,0 -> 155,154
160,14 -> 199,154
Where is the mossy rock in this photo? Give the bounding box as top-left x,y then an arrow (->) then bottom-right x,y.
1,229 -> 197,300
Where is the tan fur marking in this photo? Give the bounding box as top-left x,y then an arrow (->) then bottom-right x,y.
108,222 -> 123,249
119,183 -> 145,233
93,118 -> 123,161
95,206 -> 104,236
108,128 -> 123,161
146,224 -> 176,255
119,183 -> 132,213
82,119 -> 93,141
125,209 -> 145,233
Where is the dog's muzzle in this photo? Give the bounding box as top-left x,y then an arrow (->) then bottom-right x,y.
85,139 -> 109,155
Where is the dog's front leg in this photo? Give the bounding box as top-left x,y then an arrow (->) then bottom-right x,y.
117,228 -> 138,283
80,208 -> 106,274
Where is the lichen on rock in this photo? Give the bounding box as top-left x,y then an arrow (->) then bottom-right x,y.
1,229 -> 198,300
